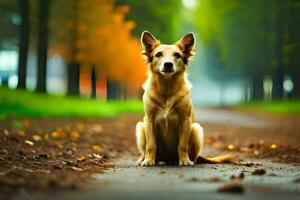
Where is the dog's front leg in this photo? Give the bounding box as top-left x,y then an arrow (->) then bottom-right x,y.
178,118 -> 194,166
141,118 -> 156,166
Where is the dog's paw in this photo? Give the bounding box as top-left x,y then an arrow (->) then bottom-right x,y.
141,159 -> 155,166
136,159 -> 143,166
179,159 -> 194,166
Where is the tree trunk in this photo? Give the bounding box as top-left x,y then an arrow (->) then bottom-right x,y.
272,0 -> 285,100
272,68 -> 284,99
252,75 -> 264,100
106,79 -> 119,100
67,63 -> 80,96
122,85 -> 127,101
17,0 -> 29,89
91,67 -> 96,99
291,70 -> 300,99
289,0 -> 300,98
36,0 -> 49,93
67,0 -> 80,96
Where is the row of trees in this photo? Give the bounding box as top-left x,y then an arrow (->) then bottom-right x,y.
0,0 -> 182,99
15,0 -> 146,98
195,0 -> 300,100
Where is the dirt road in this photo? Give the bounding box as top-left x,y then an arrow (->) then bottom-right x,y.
2,108 -> 300,200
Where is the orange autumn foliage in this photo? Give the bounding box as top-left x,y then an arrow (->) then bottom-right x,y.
51,0 -> 146,93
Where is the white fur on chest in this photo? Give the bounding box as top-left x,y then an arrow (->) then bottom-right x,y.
155,107 -> 178,130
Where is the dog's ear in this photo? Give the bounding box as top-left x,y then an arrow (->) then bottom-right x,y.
177,33 -> 196,63
141,31 -> 160,62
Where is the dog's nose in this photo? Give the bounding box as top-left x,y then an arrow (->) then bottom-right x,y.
162,62 -> 174,73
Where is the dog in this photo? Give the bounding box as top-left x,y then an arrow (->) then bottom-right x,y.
136,31 -> 231,166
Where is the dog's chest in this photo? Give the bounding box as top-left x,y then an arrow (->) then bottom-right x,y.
155,107 -> 178,126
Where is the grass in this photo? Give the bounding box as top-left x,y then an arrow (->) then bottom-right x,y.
0,87 -> 143,118
239,101 -> 300,115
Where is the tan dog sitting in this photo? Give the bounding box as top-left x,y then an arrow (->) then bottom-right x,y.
135,31 -> 204,166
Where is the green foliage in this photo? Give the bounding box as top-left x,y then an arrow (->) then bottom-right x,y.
0,87 -> 143,118
0,0 -> 19,49
239,101 -> 300,115
115,0 -> 182,43
194,0 -> 281,80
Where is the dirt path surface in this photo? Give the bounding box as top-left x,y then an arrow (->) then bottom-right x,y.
1,108 -> 300,200
17,156 -> 300,200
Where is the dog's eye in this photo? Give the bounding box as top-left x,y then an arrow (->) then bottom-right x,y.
155,52 -> 163,58
174,52 -> 181,59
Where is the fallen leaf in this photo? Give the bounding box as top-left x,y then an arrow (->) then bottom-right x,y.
92,144 -> 102,152
4,129 -> 9,136
92,153 -> 103,159
227,144 -> 235,150
91,124 -> 103,133
231,172 -> 245,180
18,130 -> 25,137
240,147 -> 251,153
259,140 -> 265,145
239,172 -> 245,179
218,182 -> 244,193
70,131 -> 79,140
44,133 -> 49,141
32,135 -> 42,141
270,144 -> 278,149
75,123 -> 85,131
71,166 -> 83,171
77,156 -> 86,162
209,177 -> 222,182
24,140 -> 34,146
252,168 -> 266,175
0,149 -> 8,154
186,177 -> 201,182
70,131 -> 80,140
51,131 -> 60,138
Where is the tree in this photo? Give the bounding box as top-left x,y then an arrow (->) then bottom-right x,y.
0,0 -> 19,48
90,67 -> 96,99
272,0 -> 287,100
50,0 -> 146,99
49,0 -> 81,95
36,0 -> 49,92
17,0 -> 30,89
286,0 -> 300,98
67,0 -> 80,96
194,0 -> 279,100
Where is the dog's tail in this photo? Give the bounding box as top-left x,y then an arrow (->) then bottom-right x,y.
196,154 -> 234,164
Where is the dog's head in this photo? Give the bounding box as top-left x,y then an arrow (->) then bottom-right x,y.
141,31 -> 195,76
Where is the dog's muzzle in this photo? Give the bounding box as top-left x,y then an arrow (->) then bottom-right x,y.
161,62 -> 174,73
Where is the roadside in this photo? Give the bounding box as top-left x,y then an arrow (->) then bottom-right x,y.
198,107 -> 300,163
0,115 -> 139,200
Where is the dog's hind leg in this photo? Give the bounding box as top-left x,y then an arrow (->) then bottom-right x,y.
135,121 -> 146,165
189,123 -> 204,162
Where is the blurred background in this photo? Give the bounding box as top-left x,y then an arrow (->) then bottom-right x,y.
0,0 -> 299,106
